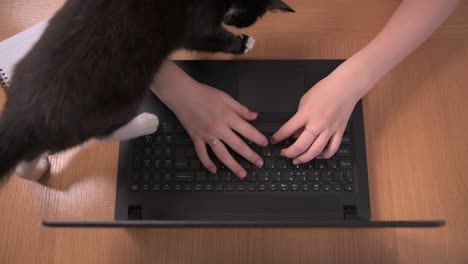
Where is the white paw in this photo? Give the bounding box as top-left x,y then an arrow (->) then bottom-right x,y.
244,36 -> 256,54
15,153 -> 50,181
134,113 -> 159,136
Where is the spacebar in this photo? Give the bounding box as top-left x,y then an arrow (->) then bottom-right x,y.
252,123 -> 283,133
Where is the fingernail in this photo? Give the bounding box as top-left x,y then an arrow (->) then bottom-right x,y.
271,138 -> 277,144
262,139 -> 269,147
238,170 -> 247,178
293,160 -> 299,165
256,160 -> 264,168
210,167 -> 217,173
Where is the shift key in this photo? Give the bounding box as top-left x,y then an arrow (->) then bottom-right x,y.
175,172 -> 194,182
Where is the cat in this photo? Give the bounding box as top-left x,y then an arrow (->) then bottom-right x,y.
0,0 -> 294,182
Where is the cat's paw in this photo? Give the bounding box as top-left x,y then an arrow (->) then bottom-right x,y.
241,35 -> 256,54
15,153 -> 50,181
133,113 -> 159,136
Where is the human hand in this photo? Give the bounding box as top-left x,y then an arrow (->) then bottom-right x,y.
271,73 -> 365,164
156,79 -> 268,178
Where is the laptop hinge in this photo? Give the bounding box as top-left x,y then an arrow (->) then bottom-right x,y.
343,205 -> 359,220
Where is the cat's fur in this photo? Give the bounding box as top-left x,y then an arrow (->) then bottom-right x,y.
0,0 -> 293,182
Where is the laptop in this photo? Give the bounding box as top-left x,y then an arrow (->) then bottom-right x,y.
43,60 -> 444,227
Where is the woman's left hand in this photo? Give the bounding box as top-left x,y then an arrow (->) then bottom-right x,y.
271,71 -> 367,164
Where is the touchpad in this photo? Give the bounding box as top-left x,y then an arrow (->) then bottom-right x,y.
238,64 -> 305,114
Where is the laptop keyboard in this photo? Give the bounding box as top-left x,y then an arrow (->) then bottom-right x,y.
128,122 -> 355,193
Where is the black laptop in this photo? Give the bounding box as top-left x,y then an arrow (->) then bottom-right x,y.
43,60 -> 444,227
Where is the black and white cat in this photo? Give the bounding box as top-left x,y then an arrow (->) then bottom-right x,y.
0,0 -> 294,181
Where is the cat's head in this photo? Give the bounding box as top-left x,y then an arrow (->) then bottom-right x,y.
224,0 -> 294,28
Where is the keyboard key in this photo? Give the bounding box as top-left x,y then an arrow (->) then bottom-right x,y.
259,172 -> 270,182
194,184 -> 203,191
341,134 -> 351,145
142,172 -> 151,182
163,184 -> 172,191
154,159 -> 162,169
143,147 -> 152,157
175,172 -> 194,182
295,171 -> 307,182
344,184 -> 355,192
190,160 -> 200,170
291,184 -> 299,191
164,135 -> 174,145
185,147 -> 197,158
175,148 -> 187,169
195,172 -> 207,182
345,171 -> 354,182
133,156 -> 141,169
154,147 -> 163,157
322,183 -> 331,191
131,184 -> 140,192
208,174 -> 219,182
216,184 -> 224,191
271,172 -> 282,182
301,183 -> 310,191
239,159 -> 250,169
245,171 -> 256,182
336,147 -> 352,157
236,183 -> 246,191
273,148 -> 282,157
174,184 -> 182,191
151,172 -> 161,182
221,171 -> 232,182
226,184 -> 235,191
247,183 -> 256,191
308,171 -> 320,182
163,173 -> 172,182
276,160 -> 288,170
339,160 -> 353,169
289,163 -> 301,170
327,160 -> 338,170
258,184 -> 267,191
176,124 -> 185,133
333,183 -> 342,192
164,147 -> 174,157
164,160 -> 173,169
312,183 -> 321,191
320,172 -> 332,182
183,184 -> 193,191
315,160 -> 326,170
160,122 -> 174,133
143,136 -> 153,146
176,135 -> 192,145
142,159 -> 152,169
268,183 -> 278,191
261,148 -> 272,157
152,184 -> 161,191
333,171 -> 344,182
205,184 -> 214,191
265,159 -> 275,170
155,135 -> 163,145
279,184 -> 289,191
283,172 -> 295,182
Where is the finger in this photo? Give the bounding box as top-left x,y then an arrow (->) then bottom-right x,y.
293,128 -> 304,139
193,138 -> 217,173
222,94 -> 258,120
293,131 -> 331,164
210,140 -> 247,178
229,115 -> 268,147
319,129 -> 344,159
281,127 -> 321,159
221,129 -> 264,168
271,114 -> 305,144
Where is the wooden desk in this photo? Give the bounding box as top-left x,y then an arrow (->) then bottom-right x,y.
1,0 -> 467,263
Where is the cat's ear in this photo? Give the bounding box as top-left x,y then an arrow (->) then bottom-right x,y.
268,0 -> 295,13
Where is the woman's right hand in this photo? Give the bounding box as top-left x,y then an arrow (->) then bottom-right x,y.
152,62 -> 268,178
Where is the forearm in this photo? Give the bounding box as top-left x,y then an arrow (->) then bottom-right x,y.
150,60 -> 196,110
334,0 -> 459,98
